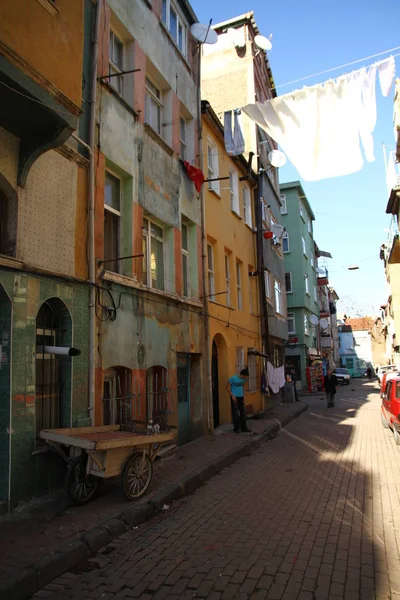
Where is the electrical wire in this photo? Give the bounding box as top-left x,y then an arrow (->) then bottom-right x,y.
273,46 -> 400,91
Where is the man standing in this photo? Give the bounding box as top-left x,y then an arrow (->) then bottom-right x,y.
324,369 -> 338,408
225,368 -> 251,433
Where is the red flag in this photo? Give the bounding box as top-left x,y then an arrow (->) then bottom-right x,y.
183,161 -> 205,193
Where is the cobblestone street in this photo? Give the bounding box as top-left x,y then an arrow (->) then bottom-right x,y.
32,380 -> 400,600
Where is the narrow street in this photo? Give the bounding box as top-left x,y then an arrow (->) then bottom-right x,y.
31,379 -> 400,600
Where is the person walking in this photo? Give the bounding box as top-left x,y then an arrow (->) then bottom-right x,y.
367,366 -> 372,379
324,369 -> 338,408
225,368 -> 251,433
290,367 -> 300,402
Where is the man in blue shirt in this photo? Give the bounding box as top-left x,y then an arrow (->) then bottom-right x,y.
225,368 -> 251,434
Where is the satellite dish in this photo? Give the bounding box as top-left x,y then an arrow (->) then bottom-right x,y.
320,318 -> 329,330
254,34 -> 272,52
268,149 -> 286,168
271,223 -> 285,238
309,315 -> 319,326
227,27 -> 245,48
190,23 -> 218,45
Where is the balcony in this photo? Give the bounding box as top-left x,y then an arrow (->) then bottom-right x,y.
317,266 -> 329,286
320,335 -> 333,349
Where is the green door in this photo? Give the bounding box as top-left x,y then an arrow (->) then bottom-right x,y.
177,354 -> 190,445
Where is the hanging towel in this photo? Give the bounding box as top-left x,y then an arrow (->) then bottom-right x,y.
231,109 -> 245,155
360,65 -> 377,162
224,111 -> 235,154
276,365 -> 286,389
267,361 -> 279,394
378,56 -> 396,97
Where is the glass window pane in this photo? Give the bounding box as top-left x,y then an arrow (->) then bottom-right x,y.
183,254 -> 188,296
142,233 -> 148,284
162,0 -> 167,24
169,7 -> 177,40
105,172 -> 120,211
178,22 -> 184,51
104,209 -> 119,272
151,237 -> 164,290
182,224 -> 188,250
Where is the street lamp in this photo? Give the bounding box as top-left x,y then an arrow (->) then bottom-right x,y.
348,265 -> 359,271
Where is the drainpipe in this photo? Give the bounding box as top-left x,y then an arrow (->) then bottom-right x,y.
196,47 -> 213,433
257,167 -> 270,359
87,0 -> 101,426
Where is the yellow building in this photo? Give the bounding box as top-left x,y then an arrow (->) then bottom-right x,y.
202,101 -> 264,427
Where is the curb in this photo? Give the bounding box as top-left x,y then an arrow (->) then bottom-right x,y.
1,402 -> 308,600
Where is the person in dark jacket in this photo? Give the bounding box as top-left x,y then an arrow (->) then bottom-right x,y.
324,369 -> 338,408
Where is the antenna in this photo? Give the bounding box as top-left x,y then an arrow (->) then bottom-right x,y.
320,318 -> 329,330
190,22 -> 218,45
254,34 -> 272,53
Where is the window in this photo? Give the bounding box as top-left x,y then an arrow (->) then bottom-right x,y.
243,187 -> 252,227
274,279 -> 283,315
225,254 -> 231,307
249,273 -> 254,314
310,255 -> 314,268
313,285 -> 318,304
104,172 -> 121,273
302,236 -> 307,256
229,170 -> 239,215
308,220 -> 312,235
145,78 -> 163,135
236,261 -> 242,309
162,0 -> 187,56
180,117 -> 187,159
182,223 -> 189,297
304,314 -> 309,335
280,194 -> 287,214
248,353 -> 256,392
109,30 -> 124,96
300,201 -> 304,220
282,232 -> 290,253
207,142 -> 220,194
236,347 -> 245,372
265,270 -> 272,300
285,272 -> 292,293
287,312 -> 295,334
143,218 -> 164,290
305,274 -> 309,295
207,244 -> 215,300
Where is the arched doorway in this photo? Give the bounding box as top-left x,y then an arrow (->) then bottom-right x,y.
35,298 -> 72,438
212,341 -> 219,428
0,284 -> 11,512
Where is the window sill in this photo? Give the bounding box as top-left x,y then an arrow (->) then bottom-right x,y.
286,291 -> 293,294
100,81 -> 139,120
36,0 -> 59,18
244,222 -> 254,231
208,187 -> 221,199
144,124 -> 174,156
159,21 -> 192,72
0,255 -> 24,269
102,270 -> 203,308
283,250 -> 290,254
231,209 -> 242,220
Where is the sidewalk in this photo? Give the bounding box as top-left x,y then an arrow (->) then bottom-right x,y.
0,401 -> 308,600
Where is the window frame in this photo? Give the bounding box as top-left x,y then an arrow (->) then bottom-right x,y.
145,77 -> 163,136
180,117 -> 187,160
225,254 -> 231,307
282,231 -> 290,253
104,170 -> 122,274
308,219 -> 312,235
207,140 -> 220,195
243,187 -> 252,227
300,201 -> 304,220
236,261 -> 242,310
304,314 -> 309,336
265,270 -> 272,300
161,0 -> 188,57
274,279 -> 283,315
207,243 -> 215,301
108,29 -> 125,96
280,193 -> 287,215
302,236 -> 307,257
142,217 -> 165,291
229,169 -> 240,215
181,222 -> 189,297
287,312 -> 295,334
285,272 -> 292,294
305,274 -> 309,295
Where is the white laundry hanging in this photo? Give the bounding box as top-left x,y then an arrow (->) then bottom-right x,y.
224,111 -> 235,155
242,57 -> 396,181
223,110 -> 245,156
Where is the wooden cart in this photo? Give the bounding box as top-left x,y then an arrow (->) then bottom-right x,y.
39,424 -> 176,505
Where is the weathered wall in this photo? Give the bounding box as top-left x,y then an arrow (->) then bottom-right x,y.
0,0 -> 84,108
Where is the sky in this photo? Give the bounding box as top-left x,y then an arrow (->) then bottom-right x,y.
194,0 -> 400,317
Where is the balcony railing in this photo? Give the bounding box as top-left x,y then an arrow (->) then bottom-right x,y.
320,336 -> 333,349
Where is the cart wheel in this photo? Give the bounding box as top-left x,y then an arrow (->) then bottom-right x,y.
66,455 -> 100,505
122,453 -> 153,500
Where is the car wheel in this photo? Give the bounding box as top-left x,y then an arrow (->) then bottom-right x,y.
381,410 -> 389,429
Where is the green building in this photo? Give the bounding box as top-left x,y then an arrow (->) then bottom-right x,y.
279,182 -> 320,388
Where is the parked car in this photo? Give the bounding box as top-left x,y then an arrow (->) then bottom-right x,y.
333,368 -> 351,385
381,374 -> 400,445
380,370 -> 400,397
377,365 -> 397,384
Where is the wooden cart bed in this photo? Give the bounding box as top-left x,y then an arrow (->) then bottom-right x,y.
39,424 -> 176,451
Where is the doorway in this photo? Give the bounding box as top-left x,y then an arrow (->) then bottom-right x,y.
0,284 -> 11,513
212,341 -> 219,428
177,354 -> 190,445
